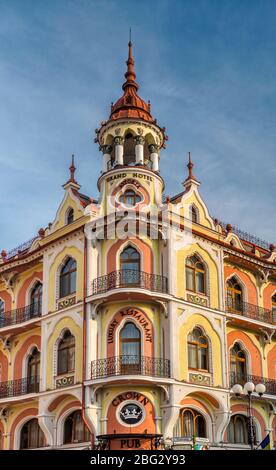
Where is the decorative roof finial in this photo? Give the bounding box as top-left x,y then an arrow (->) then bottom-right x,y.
69,154 -> 76,183
122,31 -> 138,92
182,152 -> 200,188
187,151 -> 195,180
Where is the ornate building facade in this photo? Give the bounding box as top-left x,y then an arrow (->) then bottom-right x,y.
0,41 -> 276,451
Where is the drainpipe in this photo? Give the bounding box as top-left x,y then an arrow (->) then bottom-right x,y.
82,232 -> 95,449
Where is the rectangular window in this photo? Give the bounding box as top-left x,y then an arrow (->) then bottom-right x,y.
186,267 -> 194,291
188,344 -> 197,369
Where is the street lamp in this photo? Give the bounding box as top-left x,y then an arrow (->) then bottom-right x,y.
232,381 -> 266,450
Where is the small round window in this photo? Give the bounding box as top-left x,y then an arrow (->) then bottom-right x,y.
119,189 -> 142,207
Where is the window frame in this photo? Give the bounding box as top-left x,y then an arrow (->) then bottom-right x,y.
187,328 -> 209,371
185,255 -> 206,295
59,258 -> 77,299
57,331 -> 75,376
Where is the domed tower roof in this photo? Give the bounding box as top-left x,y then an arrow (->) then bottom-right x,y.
109,40 -> 154,123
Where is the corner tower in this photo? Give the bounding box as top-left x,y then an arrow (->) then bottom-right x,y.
94,40 -> 168,211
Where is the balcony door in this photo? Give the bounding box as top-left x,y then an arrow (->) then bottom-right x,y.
27,348 -> 40,393
230,344 -> 247,383
120,246 -> 140,286
227,278 -> 243,312
119,322 -> 141,374
30,282 -> 42,317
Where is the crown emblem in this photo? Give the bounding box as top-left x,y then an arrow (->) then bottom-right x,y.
119,403 -> 143,423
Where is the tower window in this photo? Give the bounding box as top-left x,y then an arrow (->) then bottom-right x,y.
119,189 -> 141,206
120,246 -> 140,285
189,205 -> 198,223
30,282 -> 42,316
185,255 -> 206,294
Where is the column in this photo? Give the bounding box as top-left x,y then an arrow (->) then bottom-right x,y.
135,135 -> 145,165
114,136 -> 124,166
101,145 -> 112,172
149,144 -> 159,171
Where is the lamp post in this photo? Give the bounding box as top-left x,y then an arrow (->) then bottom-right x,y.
232,381 -> 266,450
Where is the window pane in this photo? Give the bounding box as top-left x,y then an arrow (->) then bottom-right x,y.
70,270 -> 76,293
186,267 -> 194,290
198,348 -> 207,370
188,344 -> 197,368
58,349 -> 67,374
196,416 -> 206,437
183,411 -> 193,437
68,347 -> 75,371
196,271 -> 205,294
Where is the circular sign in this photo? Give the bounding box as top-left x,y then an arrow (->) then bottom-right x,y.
117,401 -> 145,427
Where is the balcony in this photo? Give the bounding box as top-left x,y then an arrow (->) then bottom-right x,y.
0,301 -> 42,329
229,372 -> 276,395
225,298 -> 274,325
91,270 -> 168,296
0,376 -> 40,399
90,355 -> 171,380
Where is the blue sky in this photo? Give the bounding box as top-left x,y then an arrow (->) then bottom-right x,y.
0,0 -> 275,250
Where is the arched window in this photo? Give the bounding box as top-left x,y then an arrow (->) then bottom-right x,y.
119,189 -> 141,206
189,205 -> 198,224
27,348 -> 40,393
123,133 -> 136,165
185,255 -> 206,294
120,246 -> 140,285
57,331 -> 75,375
119,322 -> 141,372
64,410 -> 90,444
230,343 -> 247,381
227,414 -> 255,445
226,278 -> 243,312
30,282 -> 42,316
180,409 -> 206,438
272,294 -> 276,323
59,258 -> 76,298
188,328 -> 208,371
66,208 -> 74,225
20,419 -> 46,449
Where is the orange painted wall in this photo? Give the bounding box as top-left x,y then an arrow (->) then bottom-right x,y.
267,345 -> 276,379
13,335 -> 41,380
107,239 -> 153,274
263,283 -> 276,310
17,271 -> 42,308
106,307 -> 154,358
106,392 -> 156,436
0,290 -> 12,312
227,330 -> 262,376
9,407 -> 39,449
224,266 -> 257,304
0,350 -> 9,382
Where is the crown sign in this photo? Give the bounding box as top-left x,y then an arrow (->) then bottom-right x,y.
120,406 -> 142,421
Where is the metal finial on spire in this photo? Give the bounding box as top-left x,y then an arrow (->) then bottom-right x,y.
129,27 -> 132,43
69,154 -> 76,182
122,32 -> 138,91
187,151 -> 194,179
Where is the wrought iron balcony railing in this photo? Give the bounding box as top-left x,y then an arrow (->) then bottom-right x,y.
229,372 -> 276,395
0,376 -> 40,399
0,301 -> 42,328
225,297 -> 274,325
90,355 -> 171,380
91,270 -> 168,295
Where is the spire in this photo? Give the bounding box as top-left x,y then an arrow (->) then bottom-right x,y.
69,154 -> 76,183
187,152 -> 195,180
63,154 -> 81,190
122,34 -> 138,92
183,152 -> 200,188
